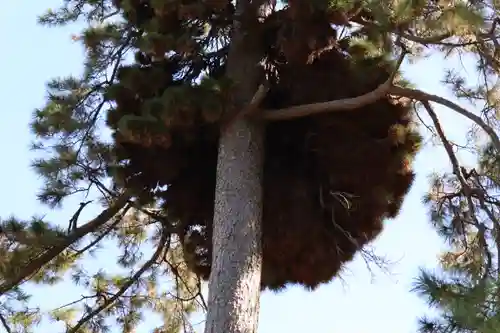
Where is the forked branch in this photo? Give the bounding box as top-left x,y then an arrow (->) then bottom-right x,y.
221,83 -> 269,133
0,313 -> 12,333
392,86 -> 500,153
254,50 -> 500,154
423,101 -> 493,278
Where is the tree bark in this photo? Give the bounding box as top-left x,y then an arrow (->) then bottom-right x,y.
203,1 -> 266,333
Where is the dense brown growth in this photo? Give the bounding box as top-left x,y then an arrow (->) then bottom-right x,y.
106,2 -> 422,291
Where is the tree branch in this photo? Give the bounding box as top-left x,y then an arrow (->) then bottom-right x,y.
0,313 -> 12,333
221,83 -> 269,133
257,45 -> 499,155
398,32 -> 453,45
67,227 -> 169,333
262,48 -> 407,121
0,191 -> 131,296
70,204 -> 131,258
423,101 -> 492,278
391,86 -> 500,153
89,176 -> 176,232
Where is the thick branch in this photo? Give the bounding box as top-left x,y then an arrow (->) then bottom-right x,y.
263,80 -> 391,121
221,83 -> 269,133
260,72 -> 500,155
262,48 -> 406,121
0,191 -> 131,296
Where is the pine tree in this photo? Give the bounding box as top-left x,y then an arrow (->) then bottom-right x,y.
413,137 -> 500,332
2,1 -> 500,333
410,50 -> 500,331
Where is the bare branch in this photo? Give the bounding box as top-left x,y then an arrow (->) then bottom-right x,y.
248,84 -> 269,113
67,200 -> 92,233
392,86 -> 500,153
0,313 -> 12,333
255,42 -> 499,155
262,48 -> 407,121
70,204 -> 131,258
221,83 -> 269,132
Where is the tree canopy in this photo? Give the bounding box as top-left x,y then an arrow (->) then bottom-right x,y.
1,0 -> 500,332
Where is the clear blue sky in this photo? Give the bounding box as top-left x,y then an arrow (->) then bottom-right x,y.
0,1 -> 481,332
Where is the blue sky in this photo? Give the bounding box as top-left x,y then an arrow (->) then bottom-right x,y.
0,1 -> 483,332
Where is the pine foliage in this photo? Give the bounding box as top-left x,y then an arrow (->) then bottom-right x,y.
413,79 -> 500,332
2,0 -> 500,332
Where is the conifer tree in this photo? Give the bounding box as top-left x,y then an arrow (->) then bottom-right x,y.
2,1 -> 500,333
413,121 -> 500,332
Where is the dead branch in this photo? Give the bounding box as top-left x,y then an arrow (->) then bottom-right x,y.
67,200 -> 92,233
221,83 -> 269,133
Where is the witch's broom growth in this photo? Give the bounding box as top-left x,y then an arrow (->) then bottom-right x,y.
105,0 -> 422,291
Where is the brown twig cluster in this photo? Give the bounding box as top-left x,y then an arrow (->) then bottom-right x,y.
104,4 -> 424,290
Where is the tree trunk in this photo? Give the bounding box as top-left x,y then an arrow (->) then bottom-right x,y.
203,1 -> 266,333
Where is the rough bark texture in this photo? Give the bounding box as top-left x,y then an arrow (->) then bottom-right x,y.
203,1 -> 266,333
